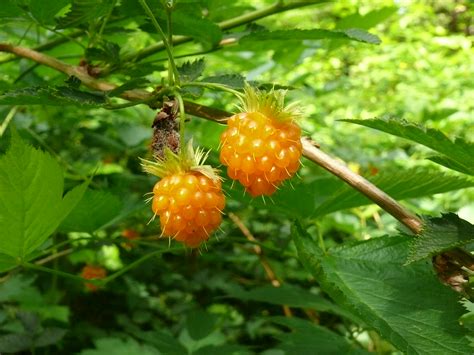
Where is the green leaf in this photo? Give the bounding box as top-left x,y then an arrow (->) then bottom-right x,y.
271,317 -> 370,355
34,327 -> 67,347
0,130 -> 87,258
79,337 -> 160,355
240,28 -> 381,46
336,7 -> 398,30
0,85 -> 107,107
0,333 -> 33,353
29,0 -> 69,25
407,213 -> 474,263
56,0 -> 115,29
460,300 -> 474,332
85,41 -> 121,65
0,0 -> 26,21
167,9 -> 222,48
178,59 -> 205,82
0,253 -> 19,273
226,284 -> 357,321
200,74 -> 245,89
193,344 -> 251,355
313,167 -> 474,217
186,310 -> 217,341
107,78 -> 150,98
341,118 -> 474,175
293,222 -> 472,355
59,189 -> 123,233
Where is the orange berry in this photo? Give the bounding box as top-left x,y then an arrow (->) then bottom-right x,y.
220,111 -> 302,197
80,265 -> 106,292
152,195 -> 169,214
151,172 -> 225,248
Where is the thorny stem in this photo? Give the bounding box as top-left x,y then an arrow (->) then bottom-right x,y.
2,42 -> 473,272
228,212 -> 293,317
138,0 -> 179,86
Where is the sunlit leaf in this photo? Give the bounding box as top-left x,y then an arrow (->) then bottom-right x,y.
0,130 -> 87,258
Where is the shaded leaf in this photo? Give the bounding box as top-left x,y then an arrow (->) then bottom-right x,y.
271,317 -> 369,355
56,0 -> 115,29
240,28 -> 381,45
200,74 -> 245,89
0,85 -> 106,107
193,344 -> 252,355
0,130 -> 87,258
226,284 -> 356,321
167,9 -> 222,48
336,7 -> 398,30
34,327 -> 67,347
178,59 -> 205,82
29,0 -> 69,25
59,189 -> 123,233
407,213 -> 474,263
85,41 -> 121,64
186,310 -> 217,341
79,337 -> 159,355
0,333 -> 33,353
0,0 -> 27,21
0,253 -> 19,273
293,222 -> 472,355
108,78 -> 150,98
341,118 -> 474,175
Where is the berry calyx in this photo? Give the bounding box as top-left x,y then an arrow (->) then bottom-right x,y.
142,141 -> 225,248
219,85 -> 302,196
80,265 -> 107,292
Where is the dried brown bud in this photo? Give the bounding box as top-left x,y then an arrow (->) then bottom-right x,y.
151,100 -> 180,159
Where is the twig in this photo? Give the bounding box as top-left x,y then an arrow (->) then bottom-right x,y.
229,212 -> 293,317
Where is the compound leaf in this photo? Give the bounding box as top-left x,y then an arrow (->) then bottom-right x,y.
293,222 -> 471,354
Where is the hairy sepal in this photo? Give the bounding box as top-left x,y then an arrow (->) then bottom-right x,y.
141,140 -> 221,182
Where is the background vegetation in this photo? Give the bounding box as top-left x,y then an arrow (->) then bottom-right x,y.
0,0 -> 473,354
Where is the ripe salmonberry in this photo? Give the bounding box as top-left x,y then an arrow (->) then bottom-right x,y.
219,85 -> 302,196
142,141 -> 225,248
80,265 -> 106,291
